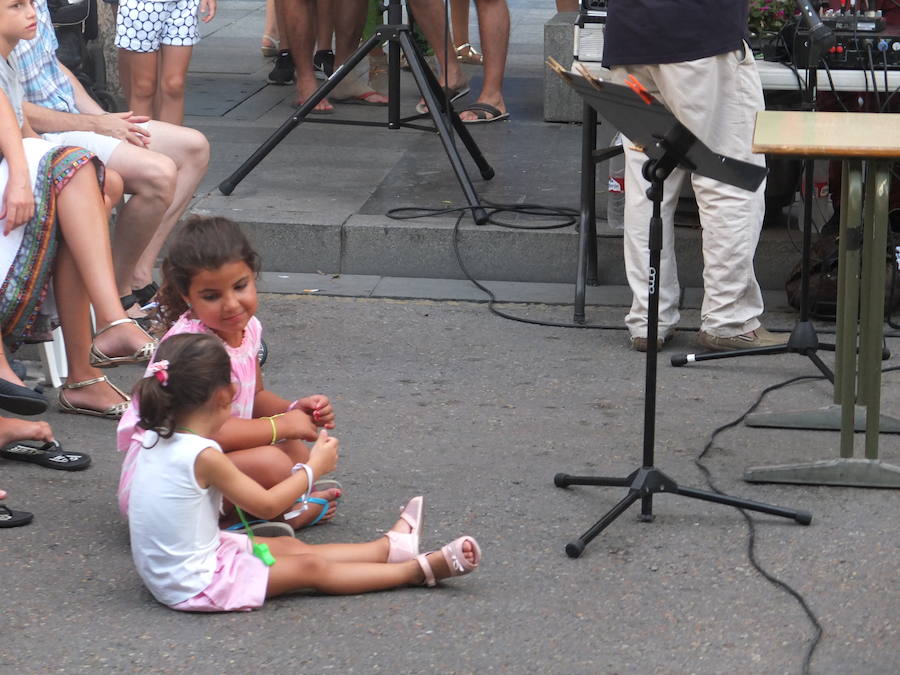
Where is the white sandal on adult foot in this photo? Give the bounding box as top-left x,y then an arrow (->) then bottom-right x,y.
89,318 -> 157,368
386,496 -> 424,563
58,376 -> 131,419
415,535 -> 481,586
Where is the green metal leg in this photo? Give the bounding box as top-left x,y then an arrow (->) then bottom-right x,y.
743,160 -> 900,488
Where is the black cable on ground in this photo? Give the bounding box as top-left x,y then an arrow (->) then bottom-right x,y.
695,365 -> 899,674
387,207 -> 624,329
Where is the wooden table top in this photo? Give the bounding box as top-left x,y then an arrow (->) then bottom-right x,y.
753,111 -> 900,158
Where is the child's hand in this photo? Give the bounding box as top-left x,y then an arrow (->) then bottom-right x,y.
199,0 -> 217,22
292,395 -> 335,429
309,429 -> 339,476
280,409 -> 319,442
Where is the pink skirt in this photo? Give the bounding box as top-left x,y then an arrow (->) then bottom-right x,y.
169,531 -> 270,612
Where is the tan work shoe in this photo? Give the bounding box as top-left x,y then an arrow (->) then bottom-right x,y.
630,330 -> 675,353
696,326 -> 788,352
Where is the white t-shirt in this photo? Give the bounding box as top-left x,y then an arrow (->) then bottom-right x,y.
128,431 -> 224,606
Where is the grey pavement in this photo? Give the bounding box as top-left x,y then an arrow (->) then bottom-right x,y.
2,2 -> 899,674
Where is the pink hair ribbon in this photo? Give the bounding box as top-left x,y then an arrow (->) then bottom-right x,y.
149,360 -> 170,386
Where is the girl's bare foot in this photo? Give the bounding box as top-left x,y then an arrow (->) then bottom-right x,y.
285,487 -> 340,528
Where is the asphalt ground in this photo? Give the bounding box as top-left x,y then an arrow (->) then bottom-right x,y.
2,293 -> 899,673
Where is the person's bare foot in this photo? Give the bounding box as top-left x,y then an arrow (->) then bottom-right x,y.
59,375 -> 129,413
416,76 -> 469,114
459,94 -> 506,123
294,76 -> 334,113
0,418 -> 54,447
285,487 -> 340,528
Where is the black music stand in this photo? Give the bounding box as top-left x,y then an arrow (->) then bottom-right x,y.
548,67 -> 811,558
217,0 -> 494,225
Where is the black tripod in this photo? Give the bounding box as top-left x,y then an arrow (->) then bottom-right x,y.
556,144 -> 812,557
218,0 -> 494,224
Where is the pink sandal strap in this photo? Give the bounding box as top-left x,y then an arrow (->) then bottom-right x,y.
415,553 -> 437,587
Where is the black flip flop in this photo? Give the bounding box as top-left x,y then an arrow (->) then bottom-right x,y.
459,102 -> 510,124
0,504 -> 33,528
0,441 -> 91,471
0,378 -> 48,416
132,281 -> 160,308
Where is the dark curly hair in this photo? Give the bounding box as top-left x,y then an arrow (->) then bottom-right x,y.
134,333 -> 232,438
158,215 -> 261,328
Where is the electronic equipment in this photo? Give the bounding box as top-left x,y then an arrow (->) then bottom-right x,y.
574,0 -> 607,63
794,25 -> 900,69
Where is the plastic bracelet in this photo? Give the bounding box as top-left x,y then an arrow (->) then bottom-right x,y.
266,416 -> 278,445
284,462 -> 315,519
287,399 -> 301,412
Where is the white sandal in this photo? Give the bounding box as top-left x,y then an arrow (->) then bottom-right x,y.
261,34 -> 280,57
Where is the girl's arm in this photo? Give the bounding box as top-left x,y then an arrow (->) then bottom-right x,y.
195,431 -> 338,518
0,91 -> 35,233
253,363 -> 335,428
199,0 -> 217,23
210,409 -> 319,451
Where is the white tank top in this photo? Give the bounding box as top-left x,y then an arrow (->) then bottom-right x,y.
128,431 -> 223,606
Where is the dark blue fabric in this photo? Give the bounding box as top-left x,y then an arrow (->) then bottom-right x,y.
602,0 -> 749,67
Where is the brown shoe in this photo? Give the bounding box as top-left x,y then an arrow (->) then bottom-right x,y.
696,326 -> 787,352
630,331 -> 674,353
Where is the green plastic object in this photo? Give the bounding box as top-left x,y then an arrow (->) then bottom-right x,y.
253,542 -> 277,566
234,505 -> 277,566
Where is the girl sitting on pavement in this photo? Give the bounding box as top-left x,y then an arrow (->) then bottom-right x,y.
117,215 -> 340,529
129,333 -> 481,612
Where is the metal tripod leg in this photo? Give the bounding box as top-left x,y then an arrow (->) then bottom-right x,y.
398,31 -> 491,224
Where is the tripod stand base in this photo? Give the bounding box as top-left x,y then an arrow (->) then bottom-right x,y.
745,404 -> 900,433
744,457 -> 900,488
555,466 -> 811,558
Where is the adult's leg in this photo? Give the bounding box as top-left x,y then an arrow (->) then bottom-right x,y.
451,0 -> 469,50
52,242 -> 131,412
408,0 -> 467,90
458,0 -> 508,121
611,65 -> 684,340
263,0 -> 280,48
54,167 -> 155,355
330,0 -> 388,102
156,45 -> 194,125
653,52 -> 766,337
316,0 -> 333,51
119,49 -> 161,118
128,121 -> 210,290
275,0 -> 333,111
556,0 -> 578,11
104,141 -> 178,297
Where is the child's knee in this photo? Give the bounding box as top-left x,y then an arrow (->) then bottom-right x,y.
160,73 -> 186,99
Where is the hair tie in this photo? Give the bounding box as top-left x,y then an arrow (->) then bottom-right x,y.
149,360 -> 170,386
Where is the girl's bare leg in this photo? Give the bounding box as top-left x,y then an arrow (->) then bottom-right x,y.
262,538 -> 476,596
120,50 -> 160,118
157,45 -> 193,125
54,167 -> 154,357
451,0 -> 469,50
222,445 -> 340,529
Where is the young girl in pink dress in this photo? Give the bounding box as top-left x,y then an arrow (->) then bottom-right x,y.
129,333 -> 480,612
117,216 -> 339,529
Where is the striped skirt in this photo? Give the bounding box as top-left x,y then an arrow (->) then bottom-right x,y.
0,138 -> 101,348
